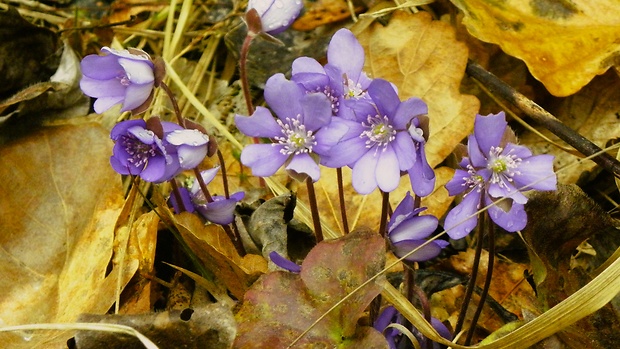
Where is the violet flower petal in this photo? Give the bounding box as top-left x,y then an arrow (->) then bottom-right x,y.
235,107 -> 282,138
367,79 -> 400,118
389,214 -> 438,243
80,54 -> 123,80
409,144 -> 436,197
140,155 -> 167,182
513,154 -> 557,191
486,196 -> 527,232
299,92 -> 332,131
118,57 -> 155,85
80,76 -> 126,98
269,251 -> 301,273
444,190 -> 481,239
474,112 -> 507,155
93,96 -> 125,114
264,73 -> 304,121
199,193 -> 245,225
122,83 -> 154,112
392,239 -> 448,262
240,144 -> 288,177
327,28 -> 365,82
392,97 -> 427,130
392,131 -> 416,170
291,56 -> 325,75
445,168 -> 471,196
285,153 -> 321,182
376,144 -> 400,193
352,149 -> 380,194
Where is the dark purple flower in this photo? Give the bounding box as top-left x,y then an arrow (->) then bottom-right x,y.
169,167 -> 245,225
235,73 -> 339,182
291,28 -> 373,119
110,119 -> 209,183
80,47 -> 155,114
269,251 -> 301,273
444,112 -> 557,239
247,0 -> 303,35
320,78 -> 434,195
110,119 -> 178,182
374,306 -> 451,349
388,193 -> 448,262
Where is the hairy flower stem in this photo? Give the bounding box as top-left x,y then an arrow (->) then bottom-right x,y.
216,149 -> 245,255
169,179 -> 188,213
336,167 -> 350,234
159,81 -> 186,127
379,191 -> 390,237
216,149 -> 231,198
466,60 -> 620,178
465,214 -> 495,345
453,212 -> 486,339
306,177 -> 324,243
239,35 -> 256,137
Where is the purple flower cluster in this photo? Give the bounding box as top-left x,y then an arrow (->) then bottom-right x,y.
444,112 -> 557,239
235,28 -> 435,197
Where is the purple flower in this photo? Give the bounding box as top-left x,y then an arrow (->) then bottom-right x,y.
110,119 -> 209,183
388,193 -> 448,262
291,28 -> 373,119
444,112 -> 557,239
80,47 -> 155,114
247,0 -> 303,35
169,167 -> 245,225
321,78 -> 434,195
234,73 -> 338,182
374,306 -> 451,349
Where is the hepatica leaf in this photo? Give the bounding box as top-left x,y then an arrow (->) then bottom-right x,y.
234,229 -> 388,349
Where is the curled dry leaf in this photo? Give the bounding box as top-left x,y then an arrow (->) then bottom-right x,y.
357,11 -> 480,168
170,211 -> 267,300
0,123 -> 126,347
451,0 -> 620,97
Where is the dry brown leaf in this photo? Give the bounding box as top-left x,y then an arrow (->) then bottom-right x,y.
451,0 -> 620,97
0,123 -> 126,347
171,212 -> 267,299
357,11 -> 480,168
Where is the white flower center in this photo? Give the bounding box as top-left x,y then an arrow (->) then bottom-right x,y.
344,78 -> 365,99
120,132 -> 159,168
274,117 -> 317,155
313,86 -> 339,114
487,146 -> 522,189
463,164 -> 485,192
360,114 -> 396,150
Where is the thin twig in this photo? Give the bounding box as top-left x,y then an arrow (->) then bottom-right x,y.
336,167 -> 350,234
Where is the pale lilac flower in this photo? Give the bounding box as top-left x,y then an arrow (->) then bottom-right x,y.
374,306 -> 451,349
444,112 -> 557,239
247,0 -> 304,35
291,28 -> 373,119
235,73 -> 340,182
80,47 -> 155,114
169,167 -> 245,225
165,128 -> 210,170
320,78 -> 433,195
388,193 -> 448,262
